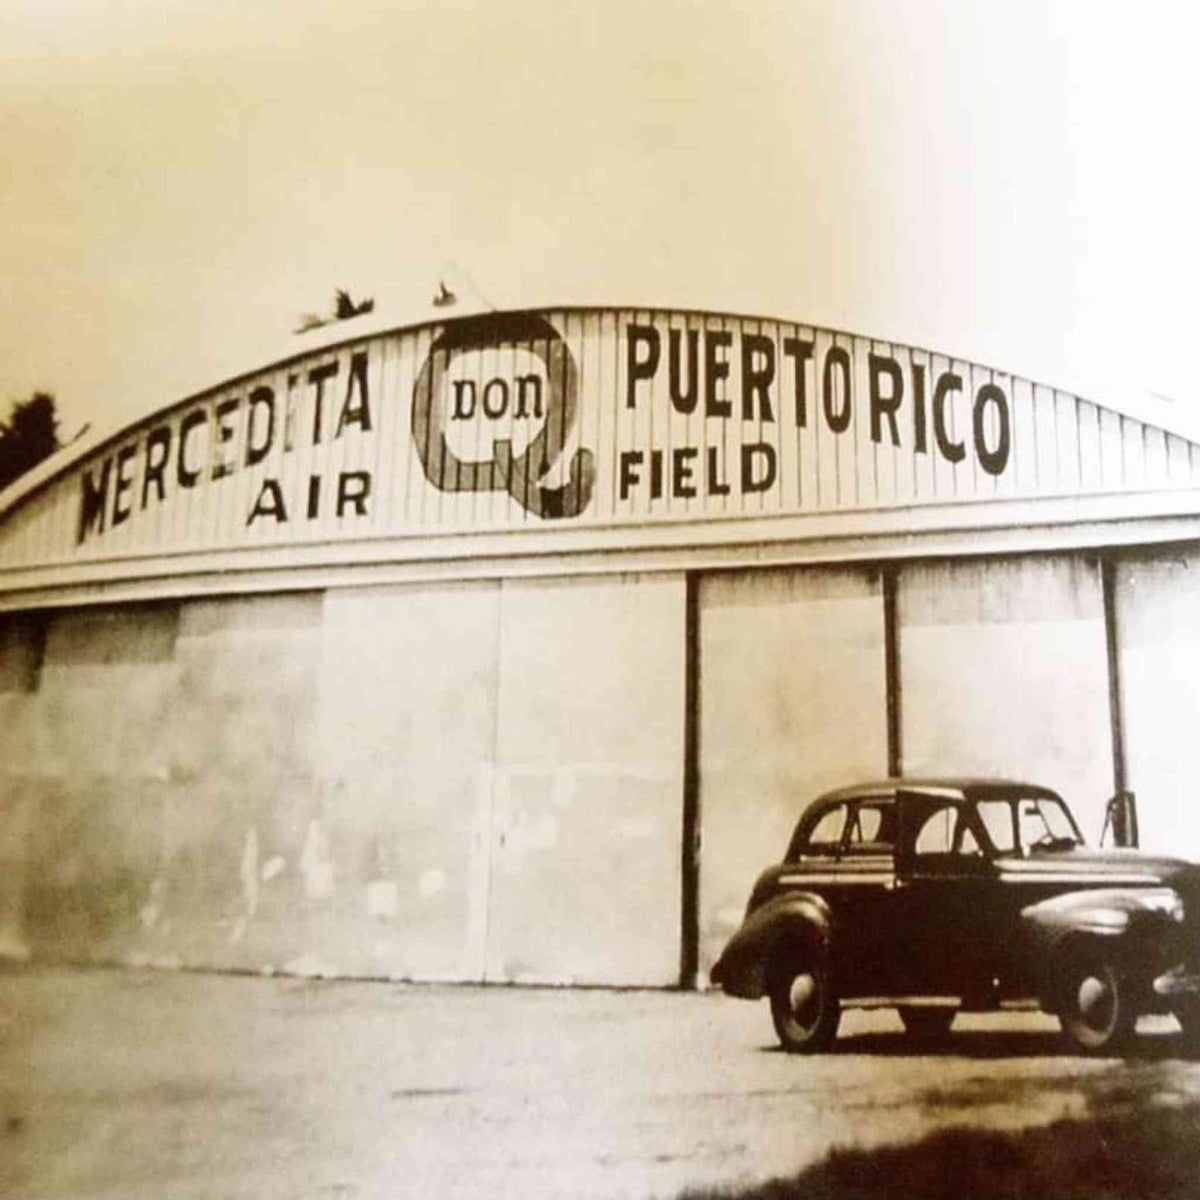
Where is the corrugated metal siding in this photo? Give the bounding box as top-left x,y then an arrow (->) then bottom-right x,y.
2,308 -> 1198,576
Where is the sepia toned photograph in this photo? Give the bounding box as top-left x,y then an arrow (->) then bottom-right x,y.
2,2 -> 1199,1196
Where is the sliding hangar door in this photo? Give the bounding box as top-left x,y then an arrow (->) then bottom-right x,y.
695,553 -> 1118,980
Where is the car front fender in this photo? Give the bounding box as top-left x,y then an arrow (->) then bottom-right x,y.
710,892 -> 833,999
1018,887 -> 1185,984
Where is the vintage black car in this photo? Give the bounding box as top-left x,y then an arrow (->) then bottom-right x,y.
711,779 -> 1200,1054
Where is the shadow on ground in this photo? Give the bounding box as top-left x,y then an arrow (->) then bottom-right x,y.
677,1103 -> 1200,1200
762,1025 -> 1192,1061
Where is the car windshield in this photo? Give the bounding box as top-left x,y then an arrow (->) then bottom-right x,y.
975,794 -> 1083,855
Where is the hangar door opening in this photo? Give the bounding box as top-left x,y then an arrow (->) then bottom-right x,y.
696,566 -> 890,979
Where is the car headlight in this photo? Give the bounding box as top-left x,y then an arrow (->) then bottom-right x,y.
1138,889 -> 1186,922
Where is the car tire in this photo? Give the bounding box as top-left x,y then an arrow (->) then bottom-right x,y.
768,950 -> 840,1054
1057,950 -> 1137,1054
898,1005 -> 956,1042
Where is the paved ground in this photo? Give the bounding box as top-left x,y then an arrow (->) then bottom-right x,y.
3,966 -> 1200,1200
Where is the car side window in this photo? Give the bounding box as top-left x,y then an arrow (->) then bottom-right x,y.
846,800 -> 894,854
909,800 -> 985,869
804,804 -> 848,855
914,804 -> 957,855
976,799 -> 1016,853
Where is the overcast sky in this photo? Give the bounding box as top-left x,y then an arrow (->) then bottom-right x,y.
2,1 -> 1197,442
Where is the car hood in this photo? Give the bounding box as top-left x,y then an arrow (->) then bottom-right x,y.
996,846 -> 1199,886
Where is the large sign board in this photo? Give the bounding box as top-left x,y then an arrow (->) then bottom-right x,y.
2,308 -> 1198,573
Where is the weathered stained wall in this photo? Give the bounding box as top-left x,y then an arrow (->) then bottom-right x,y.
896,556 -> 1115,839
1115,555 -> 1200,856
0,613 -> 43,958
697,566 -> 889,977
0,595 -> 325,968
315,582 -> 501,981
0,574 -> 685,983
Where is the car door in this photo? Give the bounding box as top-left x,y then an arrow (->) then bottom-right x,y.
826,795 -> 900,996
892,791 -> 1001,998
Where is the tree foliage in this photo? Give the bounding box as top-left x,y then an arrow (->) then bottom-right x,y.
0,391 -> 61,493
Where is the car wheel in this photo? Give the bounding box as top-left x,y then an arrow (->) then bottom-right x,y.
768,951 -> 840,1053
1057,950 -> 1136,1054
898,1005 -> 956,1042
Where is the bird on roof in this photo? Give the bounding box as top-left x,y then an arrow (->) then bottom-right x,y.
295,289 -> 375,334
335,289 -> 375,319
432,280 -> 457,308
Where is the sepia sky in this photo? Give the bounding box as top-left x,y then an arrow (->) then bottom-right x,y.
2,0 -> 1197,442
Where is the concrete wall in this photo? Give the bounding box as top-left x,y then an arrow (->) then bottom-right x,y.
1115,554 -> 1200,857
697,566 -> 889,977
896,555 -> 1115,840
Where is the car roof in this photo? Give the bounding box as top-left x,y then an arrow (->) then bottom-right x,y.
812,778 -> 1061,804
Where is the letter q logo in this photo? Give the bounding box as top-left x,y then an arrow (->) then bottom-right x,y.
412,313 -> 595,519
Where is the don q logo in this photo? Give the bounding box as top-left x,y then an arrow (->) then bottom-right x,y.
411,313 -> 595,518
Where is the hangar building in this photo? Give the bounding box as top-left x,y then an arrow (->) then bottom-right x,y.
2,306 -> 1200,987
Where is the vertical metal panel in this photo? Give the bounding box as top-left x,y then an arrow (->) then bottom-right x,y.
1033,383 -> 1059,492
1167,434 -> 1191,487
323,349 -> 351,535
949,357 -> 973,499
1144,422 -> 1170,488
870,340 -> 898,507
773,319 -> 798,515
849,335 -> 872,509
908,348 -> 937,506
648,309 -> 672,521
575,312 -> 599,522
795,323 -> 821,512
1099,407 -> 1124,490
1054,391 -> 1081,494
1078,398 -> 1103,493
613,310 -> 638,519
928,352 -> 953,499
810,328 -> 835,509
408,325 -> 435,528
967,362 -> 993,498
1121,417 -> 1147,490
593,310 -> 618,520
836,334 -> 859,508
989,371 -> 1017,500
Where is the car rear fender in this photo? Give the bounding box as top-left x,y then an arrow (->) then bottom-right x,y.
711,892 -> 833,999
